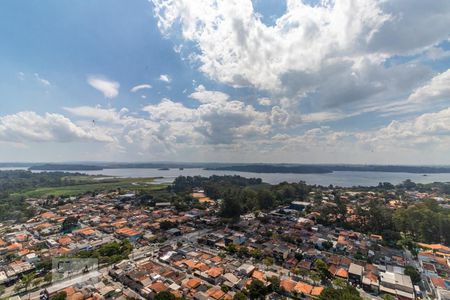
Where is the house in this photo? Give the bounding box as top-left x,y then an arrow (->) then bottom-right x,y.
115,227 -> 142,242
379,271 -> 414,300
348,263 -> 363,285
237,263 -> 255,277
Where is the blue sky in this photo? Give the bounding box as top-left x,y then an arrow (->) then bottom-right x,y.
0,0 -> 450,164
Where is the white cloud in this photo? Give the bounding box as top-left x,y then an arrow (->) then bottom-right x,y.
0,111 -> 114,143
87,75 -> 120,98
408,69 -> 450,104
302,111 -> 346,123
159,74 -> 171,83
143,98 -> 195,121
63,105 -> 128,124
34,73 -> 51,86
130,84 -> 152,92
257,97 -> 272,106
358,107 -> 450,150
189,85 -> 229,103
151,0 -> 450,112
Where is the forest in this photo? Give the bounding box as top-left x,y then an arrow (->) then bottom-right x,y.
172,175 -> 450,246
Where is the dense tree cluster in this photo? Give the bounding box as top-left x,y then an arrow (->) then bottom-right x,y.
77,239 -> 133,264
316,189 -> 450,245
0,170 -> 84,222
393,199 -> 450,244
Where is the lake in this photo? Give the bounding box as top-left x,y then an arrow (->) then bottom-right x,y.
3,167 -> 449,187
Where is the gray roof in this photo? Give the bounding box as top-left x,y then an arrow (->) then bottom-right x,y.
348,263 -> 363,276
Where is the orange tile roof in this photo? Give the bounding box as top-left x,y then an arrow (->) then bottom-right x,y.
149,282 -> 168,293
185,277 -> 202,289
18,249 -> 30,256
179,259 -> 197,269
194,262 -> 209,272
48,247 -> 71,255
206,267 -> 224,278
200,253 -> 211,260
207,288 -> 225,300
116,227 -> 140,236
112,220 -> 127,228
294,282 -> 313,294
280,279 -> 296,293
73,227 -> 95,236
252,270 -> 266,282
58,236 -> 73,246
436,251 -> 450,257
41,212 -> 57,219
311,286 -> 324,296
192,192 -> 206,198
335,268 -> 348,278
36,222 -> 53,230
210,256 -> 222,263
68,292 -> 84,300
7,243 -> 22,251
417,243 -> 450,252
64,287 -> 76,297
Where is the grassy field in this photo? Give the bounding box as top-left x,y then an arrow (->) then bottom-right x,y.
15,176 -> 168,198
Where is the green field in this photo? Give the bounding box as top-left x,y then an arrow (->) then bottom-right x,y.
15,176 -> 168,198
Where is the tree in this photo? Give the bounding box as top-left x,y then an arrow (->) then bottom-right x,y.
238,246 -> 249,258
250,249 -> 262,260
61,216 -> 79,233
220,194 -> 242,221
154,291 -> 177,300
50,291 -> 67,300
257,190 -> 275,210
233,291 -> 248,300
322,241 -> 333,251
160,220 -> 177,230
20,272 -> 36,299
315,259 -> 331,281
248,279 -> 268,300
319,285 -> 362,300
267,276 -> 280,293
404,265 -> 421,285
263,257 -> 274,266
226,243 -> 238,254
382,295 -> 396,300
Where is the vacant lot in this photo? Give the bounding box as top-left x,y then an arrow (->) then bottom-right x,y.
16,176 -> 167,197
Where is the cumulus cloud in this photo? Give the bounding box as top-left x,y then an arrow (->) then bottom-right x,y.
0,111 -> 114,143
140,86 -> 271,145
143,98 -> 195,122
408,69 -> 450,104
151,0 -> 450,111
130,84 -> 152,92
87,75 -> 120,98
159,74 -> 171,83
189,85 -> 229,103
358,107 -> 450,149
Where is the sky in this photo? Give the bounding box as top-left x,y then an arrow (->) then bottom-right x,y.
0,0 -> 450,164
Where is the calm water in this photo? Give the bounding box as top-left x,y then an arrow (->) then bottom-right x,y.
11,167 -> 450,187
3,167 -> 450,187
